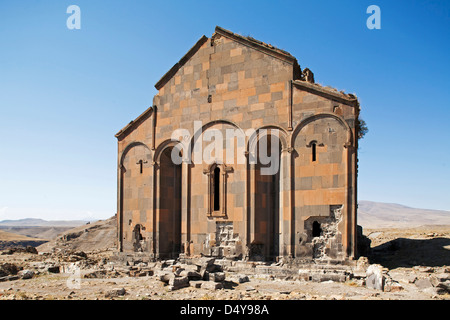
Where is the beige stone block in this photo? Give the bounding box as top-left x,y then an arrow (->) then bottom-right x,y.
238,78 -> 254,90
270,82 -> 285,92
258,92 -> 271,103
239,87 -> 256,97
216,82 -> 228,94
211,101 -> 224,111
184,65 -> 193,74
222,90 -> 239,101
252,118 -> 263,128
230,47 -> 242,57
231,112 -> 243,122
236,96 -> 247,106
250,102 -> 265,111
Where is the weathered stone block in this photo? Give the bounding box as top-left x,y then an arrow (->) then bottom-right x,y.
209,272 -> 225,282
169,276 -> 190,290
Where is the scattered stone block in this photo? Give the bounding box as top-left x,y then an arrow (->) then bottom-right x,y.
190,280 -> 203,288
366,264 -> 385,291
105,287 -> 126,298
168,276 -> 190,290
202,281 -> 224,290
415,278 -> 433,290
209,272 -> 225,282
18,270 -> 34,280
237,275 -> 249,283
180,270 -> 202,280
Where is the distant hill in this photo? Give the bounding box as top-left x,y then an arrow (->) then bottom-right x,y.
0,229 -> 46,241
358,201 -> 450,229
0,229 -> 49,250
37,216 -> 117,253
0,216 -> 115,251
0,218 -> 96,243
0,218 -> 90,227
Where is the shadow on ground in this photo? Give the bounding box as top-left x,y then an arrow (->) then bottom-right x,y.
368,237 -> 450,269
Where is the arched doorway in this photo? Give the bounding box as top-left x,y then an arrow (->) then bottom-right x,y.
253,132 -> 281,261
158,147 -> 182,258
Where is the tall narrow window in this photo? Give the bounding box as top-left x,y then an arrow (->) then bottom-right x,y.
213,167 -> 220,211
311,142 -> 317,162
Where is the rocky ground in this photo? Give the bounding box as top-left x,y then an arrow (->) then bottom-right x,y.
0,225 -> 448,301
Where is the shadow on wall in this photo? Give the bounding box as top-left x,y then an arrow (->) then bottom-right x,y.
368,237 -> 450,269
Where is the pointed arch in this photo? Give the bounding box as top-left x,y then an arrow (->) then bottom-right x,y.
154,139 -> 184,165
120,141 -> 152,167
189,119 -> 246,164
247,125 -> 289,163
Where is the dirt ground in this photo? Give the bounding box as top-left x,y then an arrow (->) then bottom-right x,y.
0,225 -> 448,301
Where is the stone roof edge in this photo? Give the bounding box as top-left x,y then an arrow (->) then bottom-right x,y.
154,35 -> 209,90
214,26 -> 298,65
115,105 -> 153,139
292,80 -> 359,107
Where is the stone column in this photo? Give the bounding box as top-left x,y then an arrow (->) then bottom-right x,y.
181,159 -> 190,255
249,163 -> 256,253
117,165 -> 124,252
154,162 -> 161,259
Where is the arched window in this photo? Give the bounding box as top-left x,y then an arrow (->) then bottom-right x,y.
311,142 -> 317,162
203,163 -> 232,217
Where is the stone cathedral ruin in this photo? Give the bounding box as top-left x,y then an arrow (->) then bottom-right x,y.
115,26 -> 361,264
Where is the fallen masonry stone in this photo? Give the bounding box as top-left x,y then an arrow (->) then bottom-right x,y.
180,270 -> 202,280
234,275 -> 249,283
384,282 -> 403,293
174,267 -> 184,276
366,265 -> 385,291
209,272 -> 225,282
193,257 -> 216,268
437,281 -> 450,293
130,268 -> 153,277
168,276 -> 190,290
162,260 -> 176,267
105,288 -> 126,298
189,280 -> 203,288
159,273 -> 174,283
415,278 -> 433,290
84,270 -> 121,279
388,271 -> 416,284
431,273 -> 450,284
0,275 -> 19,282
18,270 -> 34,280
201,281 -> 224,290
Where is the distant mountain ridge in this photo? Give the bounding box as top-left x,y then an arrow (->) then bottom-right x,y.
1,200 -> 449,231
358,200 -> 450,229
0,218 -> 92,227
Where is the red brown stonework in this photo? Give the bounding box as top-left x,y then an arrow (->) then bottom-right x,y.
115,26 -> 360,263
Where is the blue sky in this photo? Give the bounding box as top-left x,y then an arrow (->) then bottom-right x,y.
0,0 -> 449,220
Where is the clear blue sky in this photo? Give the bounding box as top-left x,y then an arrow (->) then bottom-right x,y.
0,0 -> 449,220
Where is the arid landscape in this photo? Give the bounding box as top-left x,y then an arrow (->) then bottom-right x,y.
0,201 -> 449,301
